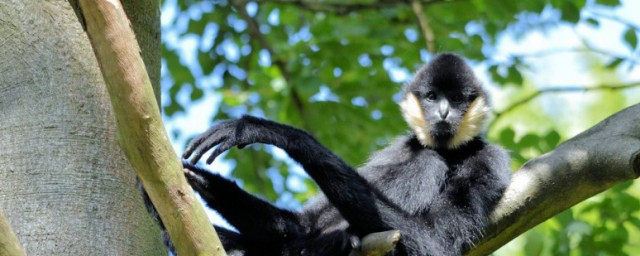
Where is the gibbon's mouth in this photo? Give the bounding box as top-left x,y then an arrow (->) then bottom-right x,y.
434,121 -> 452,130
432,122 -> 454,138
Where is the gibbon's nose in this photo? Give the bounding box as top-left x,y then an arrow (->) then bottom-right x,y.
438,100 -> 450,120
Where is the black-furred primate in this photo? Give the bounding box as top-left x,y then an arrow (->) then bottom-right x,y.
147,53 -> 511,256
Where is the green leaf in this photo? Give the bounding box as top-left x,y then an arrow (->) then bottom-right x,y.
187,19 -> 208,35
198,51 -> 217,75
518,134 -> 539,148
605,58 -> 624,69
623,28 -> 638,50
571,0 -> 588,9
499,128 -> 516,147
164,101 -> 185,116
190,87 -> 204,101
560,2 -> 580,23
488,65 -> 506,86
507,66 -> 524,86
163,46 -> 195,85
585,18 -> 599,27
544,130 -> 561,149
595,0 -> 620,6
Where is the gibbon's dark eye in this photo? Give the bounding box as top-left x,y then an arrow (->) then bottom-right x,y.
426,92 -> 437,101
451,94 -> 463,102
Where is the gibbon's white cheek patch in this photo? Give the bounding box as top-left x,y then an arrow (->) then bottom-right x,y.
449,96 -> 489,149
400,93 -> 435,148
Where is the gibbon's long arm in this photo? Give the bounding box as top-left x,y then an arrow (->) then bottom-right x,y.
182,163 -> 304,242
183,115 -> 404,236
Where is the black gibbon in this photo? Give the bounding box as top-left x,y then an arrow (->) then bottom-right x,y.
145,53 -> 511,256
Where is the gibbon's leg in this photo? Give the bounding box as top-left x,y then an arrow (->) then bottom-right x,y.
138,181 -> 176,253
213,225 -> 247,254
139,182 -> 246,254
182,163 -> 305,244
142,169 -> 372,256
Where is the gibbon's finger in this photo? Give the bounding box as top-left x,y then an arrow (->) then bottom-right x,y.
189,135 -> 225,165
206,142 -> 232,165
182,168 -> 195,181
181,161 -> 203,174
182,138 -> 201,159
183,120 -> 231,159
182,163 -> 203,181
188,143 -> 208,164
189,147 -> 210,165
182,124 -> 221,159
183,126 -> 219,159
182,168 -> 207,191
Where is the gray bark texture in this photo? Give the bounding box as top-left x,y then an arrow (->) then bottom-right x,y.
0,0 -> 164,255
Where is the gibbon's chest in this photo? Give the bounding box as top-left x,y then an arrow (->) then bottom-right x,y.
360,149 -> 447,215
366,144 -> 483,216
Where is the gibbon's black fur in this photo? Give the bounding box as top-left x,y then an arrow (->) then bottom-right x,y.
143,53 -> 511,256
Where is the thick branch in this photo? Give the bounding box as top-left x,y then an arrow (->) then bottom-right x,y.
469,103 -> 640,255
0,210 -> 25,256
77,1 -> 224,255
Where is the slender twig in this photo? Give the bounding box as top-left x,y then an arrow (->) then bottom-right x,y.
505,48 -> 638,65
493,81 -> 640,120
574,27 -> 640,66
410,0 -> 435,53
252,0 -> 466,15
587,10 -> 640,32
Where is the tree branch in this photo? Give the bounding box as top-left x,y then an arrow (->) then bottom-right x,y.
349,230 -> 401,256
0,210 -> 25,256
259,0 -> 402,14
77,1 -> 224,255
253,0 -> 465,15
468,103 -> 640,255
588,10 -> 640,32
410,0 -> 436,53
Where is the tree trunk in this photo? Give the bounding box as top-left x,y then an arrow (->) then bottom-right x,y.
0,1 -> 163,254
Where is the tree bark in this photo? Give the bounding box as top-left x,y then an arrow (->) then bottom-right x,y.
468,103 -> 640,255
0,0 -> 163,254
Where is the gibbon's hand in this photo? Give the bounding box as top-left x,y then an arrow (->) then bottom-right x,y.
182,118 -> 261,164
182,165 -> 208,191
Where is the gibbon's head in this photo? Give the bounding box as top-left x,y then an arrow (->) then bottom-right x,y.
400,53 -> 490,149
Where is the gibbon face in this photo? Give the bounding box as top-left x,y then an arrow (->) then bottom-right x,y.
400,53 -> 490,149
